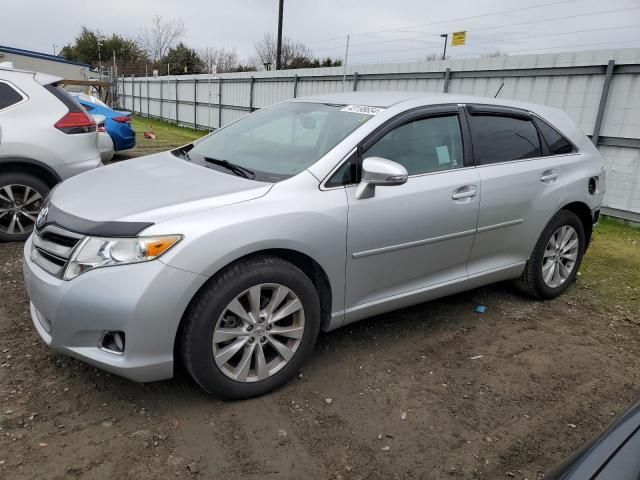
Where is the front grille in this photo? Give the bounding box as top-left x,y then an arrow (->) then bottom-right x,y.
31,226 -> 84,278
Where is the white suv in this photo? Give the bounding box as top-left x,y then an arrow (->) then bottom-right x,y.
0,63 -> 102,241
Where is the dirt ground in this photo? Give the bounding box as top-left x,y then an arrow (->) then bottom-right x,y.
1,121 -> 639,479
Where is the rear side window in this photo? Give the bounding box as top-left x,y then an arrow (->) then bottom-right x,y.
0,82 -> 24,110
535,118 -> 577,155
469,114 -> 542,164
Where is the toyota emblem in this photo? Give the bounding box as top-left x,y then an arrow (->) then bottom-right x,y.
36,206 -> 49,228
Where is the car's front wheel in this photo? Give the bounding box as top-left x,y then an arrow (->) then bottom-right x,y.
180,255 -> 321,399
515,210 -> 585,299
0,173 -> 49,242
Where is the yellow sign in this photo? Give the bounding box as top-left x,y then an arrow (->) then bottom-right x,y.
452,31 -> 467,47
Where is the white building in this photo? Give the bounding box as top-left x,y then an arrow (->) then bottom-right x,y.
0,45 -> 91,81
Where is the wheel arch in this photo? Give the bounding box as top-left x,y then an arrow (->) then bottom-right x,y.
0,157 -> 62,188
558,201 -> 593,249
173,247 -> 334,364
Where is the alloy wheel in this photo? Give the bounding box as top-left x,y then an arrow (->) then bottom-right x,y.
0,184 -> 43,236
542,225 -> 579,288
212,283 -> 305,382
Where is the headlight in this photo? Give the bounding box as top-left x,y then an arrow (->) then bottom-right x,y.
64,235 -> 182,280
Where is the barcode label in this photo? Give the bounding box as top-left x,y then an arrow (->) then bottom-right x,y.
340,105 -> 385,115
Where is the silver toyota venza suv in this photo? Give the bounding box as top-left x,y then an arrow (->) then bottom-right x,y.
23,92 -> 605,398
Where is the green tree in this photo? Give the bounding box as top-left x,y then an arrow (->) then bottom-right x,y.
321,57 -> 342,67
102,34 -> 144,63
163,42 -> 204,75
60,27 -> 143,66
287,56 -> 342,69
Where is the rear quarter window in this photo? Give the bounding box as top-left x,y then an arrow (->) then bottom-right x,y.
534,117 -> 577,155
0,82 -> 24,110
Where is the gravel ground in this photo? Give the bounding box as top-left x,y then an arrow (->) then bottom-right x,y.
1,125 -> 638,479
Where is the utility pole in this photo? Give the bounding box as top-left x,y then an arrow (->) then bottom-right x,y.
342,34 -> 350,90
53,44 -> 59,56
440,33 -> 448,60
112,50 -> 117,108
97,30 -> 102,71
276,0 -> 284,70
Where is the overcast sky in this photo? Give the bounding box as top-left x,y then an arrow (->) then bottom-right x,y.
3,0 -> 640,64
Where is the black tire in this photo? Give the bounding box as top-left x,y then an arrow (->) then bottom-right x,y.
515,210 -> 585,299
0,172 -> 50,242
180,255 -> 321,399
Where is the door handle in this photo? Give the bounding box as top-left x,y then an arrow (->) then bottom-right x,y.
540,170 -> 559,183
452,185 -> 478,200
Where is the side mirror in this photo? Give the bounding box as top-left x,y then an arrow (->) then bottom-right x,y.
355,157 -> 408,199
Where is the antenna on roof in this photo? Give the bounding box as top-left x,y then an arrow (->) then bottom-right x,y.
494,82 -> 505,98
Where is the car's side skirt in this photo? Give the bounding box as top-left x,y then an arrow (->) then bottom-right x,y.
325,261 -> 526,331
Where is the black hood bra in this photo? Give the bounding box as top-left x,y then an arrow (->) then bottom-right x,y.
36,200 -> 153,238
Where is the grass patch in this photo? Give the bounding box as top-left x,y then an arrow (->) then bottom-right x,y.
580,216 -> 640,313
127,116 -> 207,157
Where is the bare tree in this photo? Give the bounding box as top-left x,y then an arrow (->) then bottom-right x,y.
138,15 -> 187,63
198,47 -> 240,73
253,33 -> 313,69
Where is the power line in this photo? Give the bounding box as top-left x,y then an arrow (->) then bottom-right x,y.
306,0 -> 579,45
503,39 -> 640,54
313,6 -> 640,54
337,24 -> 640,59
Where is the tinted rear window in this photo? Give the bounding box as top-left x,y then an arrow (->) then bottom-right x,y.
0,82 -> 23,110
535,118 -> 577,155
469,114 -> 542,164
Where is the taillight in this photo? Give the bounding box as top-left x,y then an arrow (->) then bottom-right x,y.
98,125 -> 106,133
112,116 -> 131,123
54,111 -> 96,134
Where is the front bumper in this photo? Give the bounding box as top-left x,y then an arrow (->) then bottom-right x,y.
22,236 -> 207,382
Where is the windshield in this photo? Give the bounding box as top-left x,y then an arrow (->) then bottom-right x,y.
187,101 -> 374,181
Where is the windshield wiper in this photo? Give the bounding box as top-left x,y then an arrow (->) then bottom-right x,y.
203,157 -> 255,179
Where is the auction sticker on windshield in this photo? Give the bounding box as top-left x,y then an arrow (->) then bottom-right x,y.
340,105 -> 385,115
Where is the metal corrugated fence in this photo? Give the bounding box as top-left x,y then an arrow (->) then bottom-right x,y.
117,48 -> 640,221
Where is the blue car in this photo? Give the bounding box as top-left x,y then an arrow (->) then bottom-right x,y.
72,93 -> 136,152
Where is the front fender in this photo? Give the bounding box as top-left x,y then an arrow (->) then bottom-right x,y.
149,173 -> 349,313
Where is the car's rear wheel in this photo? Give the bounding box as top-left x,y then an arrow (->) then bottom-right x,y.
180,255 -> 321,399
515,210 -> 585,299
0,173 -> 49,242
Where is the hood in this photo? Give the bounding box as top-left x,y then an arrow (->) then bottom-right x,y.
52,152 -> 272,224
